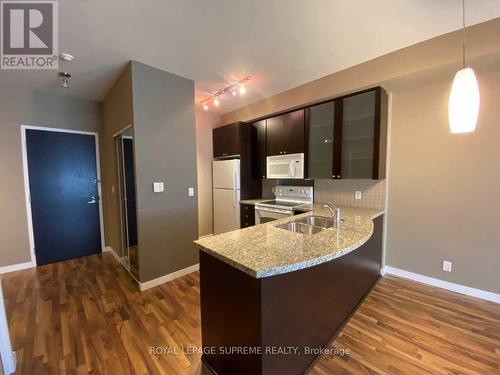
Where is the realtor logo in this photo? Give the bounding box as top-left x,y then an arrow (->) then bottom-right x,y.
1,0 -> 58,69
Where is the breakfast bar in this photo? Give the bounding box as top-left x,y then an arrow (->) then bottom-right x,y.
195,206 -> 384,374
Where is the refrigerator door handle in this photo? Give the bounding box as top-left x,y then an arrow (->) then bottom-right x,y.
233,171 -> 237,208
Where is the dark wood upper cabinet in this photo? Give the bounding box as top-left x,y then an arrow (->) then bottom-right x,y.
266,109 -> 305,156
216,87 -> 387,182
304,87 -> 387,180
305,101 -> 335,179
252,119 -> 267,179
212,122 -> 261,199
333,87 -> 388,179
213,123 -> 241,158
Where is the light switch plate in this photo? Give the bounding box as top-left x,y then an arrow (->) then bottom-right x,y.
153,182 -> 164,193
355,191 -> 362,200
188,187 -> 195,197
442,260 -> 452,272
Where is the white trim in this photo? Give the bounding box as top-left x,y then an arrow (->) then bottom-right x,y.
383,266 -> 500,304
113,124 -> 134,279
140,264 -> 199,291
0,282 -> 16,375
112,124 -> 132,138
20,125 -> 106,267
103,246 -> 121,263
381,91 -> 393,269
0,262 -> 33,275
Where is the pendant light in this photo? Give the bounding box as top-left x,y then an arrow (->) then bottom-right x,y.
448,0 -> 480,134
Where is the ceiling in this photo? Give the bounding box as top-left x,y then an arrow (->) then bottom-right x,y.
1,0 -> 500,113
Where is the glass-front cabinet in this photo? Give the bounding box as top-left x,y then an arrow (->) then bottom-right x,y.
306,87 -> 387,180
339,90 -> 376,179
306,101 -> 335,179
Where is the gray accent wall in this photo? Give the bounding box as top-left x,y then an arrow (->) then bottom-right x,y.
0,89 -> 101,267
131,61 -> 198,283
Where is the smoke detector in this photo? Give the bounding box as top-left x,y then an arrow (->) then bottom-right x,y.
59,53 -> 75,62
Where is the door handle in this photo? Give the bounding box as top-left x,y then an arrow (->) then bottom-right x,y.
289,161 -> 295,178
88,196 -> 97,204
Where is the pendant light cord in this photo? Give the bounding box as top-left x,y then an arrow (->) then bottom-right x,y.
462,0 -> 466,68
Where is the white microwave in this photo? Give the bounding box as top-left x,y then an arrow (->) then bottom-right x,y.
266,153 -> 304,179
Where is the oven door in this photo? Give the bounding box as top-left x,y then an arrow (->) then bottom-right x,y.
255,206 -> 293,224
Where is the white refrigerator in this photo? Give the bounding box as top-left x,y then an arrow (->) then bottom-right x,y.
213,159 -> 240,235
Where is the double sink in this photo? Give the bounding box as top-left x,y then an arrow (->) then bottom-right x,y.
275,215 -> 342,235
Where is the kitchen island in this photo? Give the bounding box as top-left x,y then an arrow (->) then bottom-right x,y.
194,206 -> 384,375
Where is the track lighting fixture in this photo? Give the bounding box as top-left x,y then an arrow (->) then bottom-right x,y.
199,76 -> 251,110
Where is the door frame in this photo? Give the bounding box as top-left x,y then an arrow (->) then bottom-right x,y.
20,125 -> 105,267
112,124 -> 140,282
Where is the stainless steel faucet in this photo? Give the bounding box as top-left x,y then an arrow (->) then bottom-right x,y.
322,202 -> 341,228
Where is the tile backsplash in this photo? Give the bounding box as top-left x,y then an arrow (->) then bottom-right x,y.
262,179 -> 386,209
314,179 -> 386,209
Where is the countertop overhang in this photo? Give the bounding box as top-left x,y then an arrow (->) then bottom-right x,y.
195,205 -> 384,278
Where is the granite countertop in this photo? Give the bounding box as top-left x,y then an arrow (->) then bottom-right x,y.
195,205 -> 384,278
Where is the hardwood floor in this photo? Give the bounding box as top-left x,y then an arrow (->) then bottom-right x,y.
128,245 -> 139,280
2,253 -> 499,374
311,276 -> 500,375
2,253 -> 203,374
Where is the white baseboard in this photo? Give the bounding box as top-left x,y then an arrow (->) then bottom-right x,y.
140,264 -> 199,291
103,246 -> 121,263
383,266 -> 500,304
0,261 -> 33,275
3,351 -> 16,375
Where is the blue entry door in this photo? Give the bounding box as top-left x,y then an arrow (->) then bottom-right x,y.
26,129 -> 102,265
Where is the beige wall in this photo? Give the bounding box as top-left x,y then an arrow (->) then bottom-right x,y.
387,68 -> 500,294
0,90 -> 101,267
101,64 -> 134,257
219,18 -> 500,294
222,18 -> 500,125
195,108 -> 220,237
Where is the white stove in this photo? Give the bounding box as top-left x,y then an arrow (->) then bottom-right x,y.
255,186 -> 313,224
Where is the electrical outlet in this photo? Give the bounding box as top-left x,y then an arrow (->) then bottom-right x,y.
153,182 -> 165,193
355,191 -> 362,200
442,260 -> 453,272
188,187 -> 195,197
